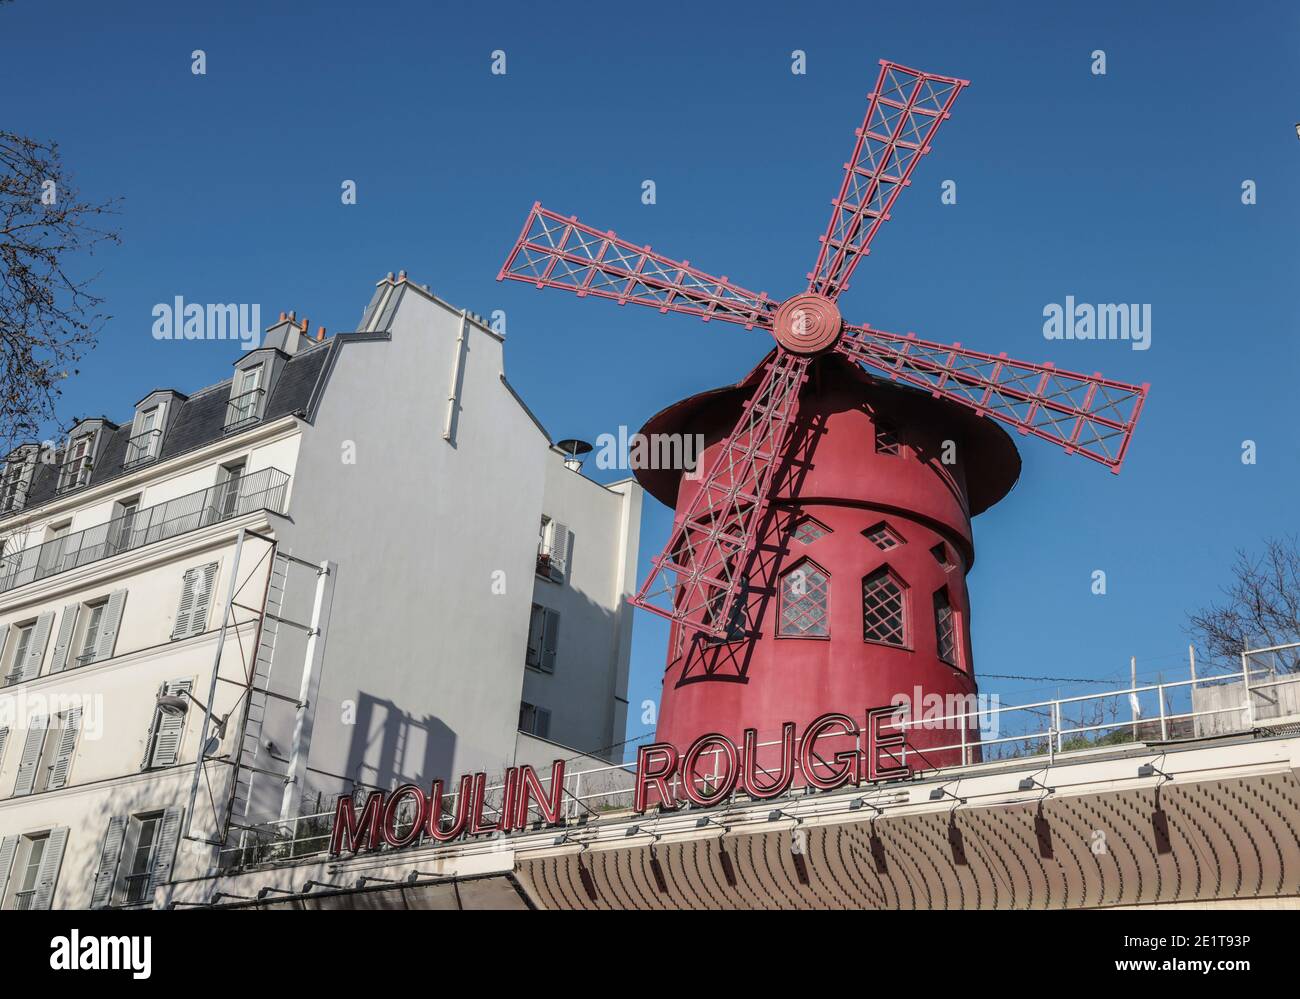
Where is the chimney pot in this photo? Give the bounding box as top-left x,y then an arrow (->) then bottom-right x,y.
279,311 -> 286,321
316,325 -> 326,341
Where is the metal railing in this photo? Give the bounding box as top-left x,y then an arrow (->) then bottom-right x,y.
123,428 -> 163,469
217,650 -> 1300,870
225,388 -> 266,432
0,467 -> 290,595
56,457 -> 92,494
14,890 -> 35,911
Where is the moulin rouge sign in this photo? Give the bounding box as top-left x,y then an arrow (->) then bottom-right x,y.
330,708 -> 911,856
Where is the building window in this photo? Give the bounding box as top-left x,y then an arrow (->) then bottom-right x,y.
934,588 -> 959,666
862,567 -> 907,647
12,710 -> 79,797
111,498 -> 140,554
519,701 -> 551,739
779,559 -> 830,637
3,622 -> 35,687
705,574 -> 749,643
931,542 -> 956,571
0,828 -> 67,910
537,517 -> 570,581
226,366 -> 264,430
89,808 -> 183,909
864,521 -> 904,551
0,456 -> 32,513
125,408 -> 162,468
792,516 -> 829,546
122,814 -> 161,905
75,600 -> 107,668
58,435 -> 95,492
215,462 -> 245,520
11,834 -> 46,910
875,421 -> 901,456
526,604 -> 560,673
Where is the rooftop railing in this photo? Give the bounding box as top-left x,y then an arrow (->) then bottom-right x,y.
217,648 -> 1300,870
0,467 -> 290,595
123,428 -> 163,469
224,388 -> 266,433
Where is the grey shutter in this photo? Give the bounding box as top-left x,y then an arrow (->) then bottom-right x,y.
148,679 -> 192,768
12,719 -> 46,796
147,806 -> 184,894
536,707 -> 551,740
49,604 -> 79,673
0,836 -> 18,905
90,815 -> 128,908
171,569 -> 198,638
93,590 -> 127,662
541,610 -> 560,673
549,522 -> 571,578
172,564 -> 216,640
526,605 -> 544,667
46,708 -> 80,790
31,826 -> 68,910
19,611 -> 53,680
0,727 -> 8,768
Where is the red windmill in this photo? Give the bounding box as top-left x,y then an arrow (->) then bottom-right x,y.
501,60 -> 1148,760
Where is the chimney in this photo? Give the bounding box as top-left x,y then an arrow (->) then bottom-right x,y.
262,310 -> 309,354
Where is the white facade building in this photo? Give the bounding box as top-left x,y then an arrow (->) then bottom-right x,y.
0,274 -> 641,909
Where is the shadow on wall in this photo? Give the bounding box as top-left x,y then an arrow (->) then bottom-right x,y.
341,692 -> 456,798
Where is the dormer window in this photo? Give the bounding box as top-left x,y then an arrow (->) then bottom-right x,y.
57,434 -> 95,493
124,407 -> 162,468
0,448 -> 36,514
226,365 -> 265,432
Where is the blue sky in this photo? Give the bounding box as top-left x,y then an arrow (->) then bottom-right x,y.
3,1 -> 1298,754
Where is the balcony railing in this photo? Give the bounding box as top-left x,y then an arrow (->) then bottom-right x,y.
56,457 -> 92,494
0,467 -> 290,595
123,428 -> 163,469
225,388 -> 266,433
14,890 -> 35,911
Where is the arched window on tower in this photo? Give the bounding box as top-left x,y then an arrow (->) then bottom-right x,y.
933,587 -> 959,666
862,567 -> 907,647
779,559 -> 830,637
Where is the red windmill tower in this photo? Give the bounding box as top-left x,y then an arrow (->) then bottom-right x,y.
501,60 -> 1148,766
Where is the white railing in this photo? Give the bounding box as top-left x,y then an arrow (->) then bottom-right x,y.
219,652 -> 1300,870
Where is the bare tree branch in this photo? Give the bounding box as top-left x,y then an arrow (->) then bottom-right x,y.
0,130 -> 120,448
1189,536 -> 1300,671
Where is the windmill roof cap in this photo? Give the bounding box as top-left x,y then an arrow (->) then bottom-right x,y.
634,351 -> 1021,515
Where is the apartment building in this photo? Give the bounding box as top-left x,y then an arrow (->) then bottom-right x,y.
0,273 -> 641,909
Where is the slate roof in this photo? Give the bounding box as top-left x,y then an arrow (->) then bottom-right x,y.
1,339 -> 336,522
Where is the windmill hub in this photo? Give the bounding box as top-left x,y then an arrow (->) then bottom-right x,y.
772,293 -> 842,355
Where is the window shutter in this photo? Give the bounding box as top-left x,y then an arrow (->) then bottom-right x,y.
171,569 -> 198,639
541,610 -> 560,673
49,604 -> 80,673
90,815 -> 128,909
147,806 -> 184,895
12,719 -> 47,796
19,611 -> 54,681
93,589 -> 127,662
536,707 -> 551,740
548,522 -> 571,578
173,564 -> 217,640
46,708 -> 81,790
31,826 -> 68,910
526,604 -> 544,667
0,836 -> 18,905
148,679 -> 193,768
0,727 -> 8,768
